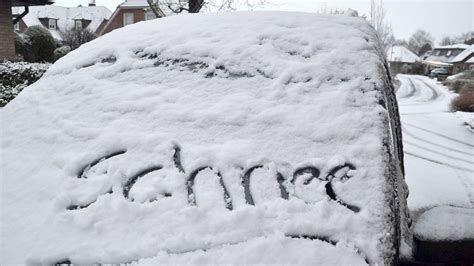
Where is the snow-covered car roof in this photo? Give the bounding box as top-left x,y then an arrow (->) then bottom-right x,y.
1,12 -> 408,265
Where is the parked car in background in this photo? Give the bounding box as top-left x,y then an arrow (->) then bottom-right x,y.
429,67 -> 451,80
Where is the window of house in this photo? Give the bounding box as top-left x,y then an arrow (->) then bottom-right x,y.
435,50 -> 441,56
14,22 -> 20,31
145,10 -> 156,21
48,19 -> 56,30
446,50 -> 452,56
75,20 -> 83,30
123,13 -> 134,26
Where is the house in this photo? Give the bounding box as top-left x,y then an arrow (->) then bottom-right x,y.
98,0 -> 166,36
12,1 -> 112,41
423,44 -> 470,71
450,45 -> 474,74
1,0 -> 54,61
387,45 -> 420,75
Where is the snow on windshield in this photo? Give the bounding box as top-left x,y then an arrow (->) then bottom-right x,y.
1,12 -> 405,265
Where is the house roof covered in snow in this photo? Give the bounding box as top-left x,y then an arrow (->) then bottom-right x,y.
119,0 -> 151,7
450,45 -> 474,63
425,43 -> 468,64
387,45 -> 419,63
433,44 -> 470,50
1,12 -> 408,265
116,0 -> 171,16
12,4 -> 111,39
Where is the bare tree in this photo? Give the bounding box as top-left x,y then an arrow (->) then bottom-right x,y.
148,0 -> 267,15
147,0 -> 167,17
370,0 -> 393,53
407,29 -> 434,55
386,34 -> 408,47
60,28 -> 96,50
439,36 -> 456,46
454,31 -> 474,44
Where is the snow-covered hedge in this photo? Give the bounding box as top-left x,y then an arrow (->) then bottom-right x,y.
54,46 -> 72,61
0,61 -> 50,106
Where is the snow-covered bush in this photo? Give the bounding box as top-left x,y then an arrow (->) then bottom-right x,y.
0,61 -> 50,106
54,46 -> 72,61
443,70 -> 474,93
23,26 -> 57,63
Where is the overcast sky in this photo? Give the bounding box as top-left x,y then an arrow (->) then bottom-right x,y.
54,0 -> 473,43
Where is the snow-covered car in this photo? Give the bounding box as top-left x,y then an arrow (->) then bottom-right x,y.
428,67 -> 451,79
1,12 -> 410,265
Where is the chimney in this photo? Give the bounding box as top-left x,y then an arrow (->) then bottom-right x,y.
88,0 -> 96,6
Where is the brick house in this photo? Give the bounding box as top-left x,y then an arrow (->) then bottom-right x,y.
12,1 -> 112,41
1,0 -> 54,61
423,44 -> 470,72
98,0 -> 165,36
450,45 -> 474,74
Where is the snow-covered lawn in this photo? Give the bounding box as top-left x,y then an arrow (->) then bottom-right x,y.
396,74 -> 474,239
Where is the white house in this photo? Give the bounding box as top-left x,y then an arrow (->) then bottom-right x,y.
387,45 -> 420,74
12,1 -> 112,41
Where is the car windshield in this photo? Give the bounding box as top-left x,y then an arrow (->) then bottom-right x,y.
2,12 -> 408,266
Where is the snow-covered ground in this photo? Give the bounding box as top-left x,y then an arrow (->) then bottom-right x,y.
396,75 -> 473,229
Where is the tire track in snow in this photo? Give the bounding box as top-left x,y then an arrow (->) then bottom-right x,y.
404,152 -> 473,172
414,78 -> 439,101
404,78 -> 417,98
403,122 -> 474,148
398,76 -> 434,106
404,140 -> 473,165
402,125 -> 474,156
398,76 -> 448,107
397,76 -> 416,99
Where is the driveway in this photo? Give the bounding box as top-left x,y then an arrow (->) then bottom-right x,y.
396,75 -> 473,212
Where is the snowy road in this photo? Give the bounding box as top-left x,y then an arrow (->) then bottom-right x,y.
396,75 -> 474,212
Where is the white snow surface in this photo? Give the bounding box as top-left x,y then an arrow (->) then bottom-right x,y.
396,75 -> 473,212
414,206 -> 474,241
1,12 -> 400,265
433,44 -> 470,50
388,45 -> 420,63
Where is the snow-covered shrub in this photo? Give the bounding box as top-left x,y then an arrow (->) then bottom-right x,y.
443,70 -> 474,93
54,46 -> 72,61
0,61 -> 50,106
23,26 -> 57,63
451,85 -> 474,112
